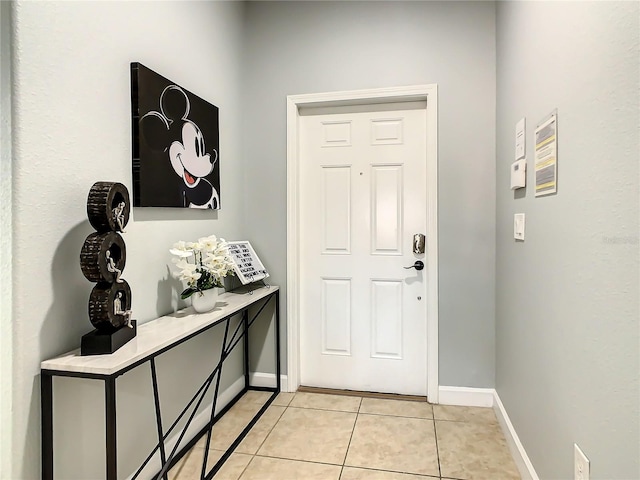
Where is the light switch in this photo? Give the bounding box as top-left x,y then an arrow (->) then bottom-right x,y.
514,213 -> 525,240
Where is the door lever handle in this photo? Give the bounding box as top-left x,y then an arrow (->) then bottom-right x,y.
403,261 -> 424,271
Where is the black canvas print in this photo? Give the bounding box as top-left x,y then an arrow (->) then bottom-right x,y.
131,63 -> 220,208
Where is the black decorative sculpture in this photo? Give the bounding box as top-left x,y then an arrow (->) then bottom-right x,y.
80,182 -> 136,355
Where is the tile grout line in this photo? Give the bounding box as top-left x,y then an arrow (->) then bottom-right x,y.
229,393 -> 506,480
244,401 -> 288,455
288,406 -> 361,413
433,415 -> 443,479
232,453 -> 254,480
239,393 -> 492,480
353,410 -> 433,420
252,453 -> 348,469
239,392 -> 354,477
339,396 -> 362,478
286,398 -> 362,414
215,394 -> 288,479
335,463 -> 444,479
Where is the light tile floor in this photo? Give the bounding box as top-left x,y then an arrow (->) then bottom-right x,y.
169,391 -> 521,480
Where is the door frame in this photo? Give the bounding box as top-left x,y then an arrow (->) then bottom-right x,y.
286,85 -> 439,403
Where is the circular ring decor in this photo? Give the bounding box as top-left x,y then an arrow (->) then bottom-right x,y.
86,182 -> 131,233
80,231 -> 126,283
81,181 -> 135,347
88,281 -> 132,331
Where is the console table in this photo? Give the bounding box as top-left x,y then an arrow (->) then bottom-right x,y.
41,286 -> 280,480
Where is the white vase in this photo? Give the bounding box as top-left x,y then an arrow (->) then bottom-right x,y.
191,288 -> 219,313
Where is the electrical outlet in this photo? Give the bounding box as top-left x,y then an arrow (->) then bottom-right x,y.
574,444 -> 590,480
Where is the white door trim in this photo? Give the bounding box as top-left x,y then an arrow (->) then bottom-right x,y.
286,85 -> 439,403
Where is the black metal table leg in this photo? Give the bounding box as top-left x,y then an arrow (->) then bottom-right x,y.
243,310 -> 250,388
200,317 -> 232,479
150,359 -> 168,480
41,372 -> 53,480
105,377 -> 117,480
275,291 -> 281,392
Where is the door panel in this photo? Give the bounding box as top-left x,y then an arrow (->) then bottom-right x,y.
321,277 -> 352,356
300,102 -> 427,395
371,164 -> 403,254
322,166 -> 351,254
370,279 -> 403,359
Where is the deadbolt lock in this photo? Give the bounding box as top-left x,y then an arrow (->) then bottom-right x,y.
413,234 -> 425,254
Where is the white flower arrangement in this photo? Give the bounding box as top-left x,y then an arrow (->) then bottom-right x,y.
170,235 -> 236,300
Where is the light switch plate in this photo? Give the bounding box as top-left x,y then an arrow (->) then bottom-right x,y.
514,213 -> 525,240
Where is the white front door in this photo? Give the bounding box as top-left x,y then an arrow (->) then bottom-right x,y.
299,102 -> 428,396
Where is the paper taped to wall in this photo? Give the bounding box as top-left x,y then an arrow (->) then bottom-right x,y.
535,111 -> 558,197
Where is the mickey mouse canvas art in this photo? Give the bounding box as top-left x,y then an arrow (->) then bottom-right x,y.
131,63 -> 221,208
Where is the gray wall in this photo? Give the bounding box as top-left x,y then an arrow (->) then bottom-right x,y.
495,2 -> 639,479
10,1 -> 247,478
242,0 -> 497,387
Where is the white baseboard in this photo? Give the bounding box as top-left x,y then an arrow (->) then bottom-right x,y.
493,391 -> 539,480
249,372 -> 289,390
438,386 -> 495,407
438,386 -> 539,480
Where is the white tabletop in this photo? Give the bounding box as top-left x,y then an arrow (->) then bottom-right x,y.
41,286 -> 278,376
